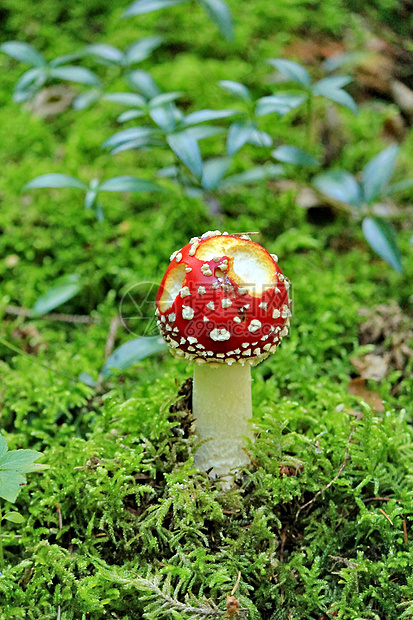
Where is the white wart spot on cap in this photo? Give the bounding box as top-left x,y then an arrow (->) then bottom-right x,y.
168,313 -> 176,323
175,253 -> 182,263
182,306 -> 194,320
210,328 -> 231,341
180,286 -> 190,298
233,316 -> 241,323
188,336 -> 198,344
259,302 -> 268,310
198,286 -> 206,295
206,301 -> 215,311
272,308 -> 281,319
201,263 -> 213,276
248,319 -> 262,333
221,298 -> 232,308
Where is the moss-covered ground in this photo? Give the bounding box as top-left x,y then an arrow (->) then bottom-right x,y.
0,0 -> 413,618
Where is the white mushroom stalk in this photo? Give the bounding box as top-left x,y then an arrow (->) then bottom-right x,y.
156,230 -> 291,484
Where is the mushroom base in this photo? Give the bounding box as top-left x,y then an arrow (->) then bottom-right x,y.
193,363 -> 254,484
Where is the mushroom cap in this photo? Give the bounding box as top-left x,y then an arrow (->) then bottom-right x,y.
155,230 -> 291,366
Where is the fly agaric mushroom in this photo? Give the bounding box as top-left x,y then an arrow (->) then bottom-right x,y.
156,230 -> 291,483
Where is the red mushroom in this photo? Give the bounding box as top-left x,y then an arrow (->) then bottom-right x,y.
156,230 -> 291,484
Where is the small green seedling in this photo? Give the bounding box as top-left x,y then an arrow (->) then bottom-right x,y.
0,41 -> 100,103
0,434 -> 48,567
313,144 -> 409,272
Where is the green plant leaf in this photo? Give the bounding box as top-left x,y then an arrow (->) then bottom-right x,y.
0,41 -> 45,67
123,0 -> 185,18
4,512 -> 25,524
272,145 -> 319,167
312,82 -> 357,114
362,217 -> 402,272
126,36 -> 164,64
218,80 -> 251,101
73,89 -> 101,110
150,104 -> 177,132
84,190 -> 98,210
182,109 -> 235,126
267,58 -> 311,88
196,0 -> 233,40
101,337 -> 168,379
0,434 -> 48,504
128,70 -> 160,99
24,174 -> 87,191
249,129 -> 273,147
362,145 -> 399,204
50,66 -> 100,87
220,164 -> 283,189
313,170 -> 361,207
256,94 -> 306,116
104,92 -> 146,107
185,125 -> 224,140
149,92 -> 183,107
117,109 -> 145,123
103,127 -> 158,149
167,133 -> 203,178
83,44 -> 124,64
201,157 -> 231,190
226,121 -> 256,155
312,75 -> 352,90
386,178 -> 413,195
13,68 -> 45,102
32,274 -> 81,317
99,176 -> 161,192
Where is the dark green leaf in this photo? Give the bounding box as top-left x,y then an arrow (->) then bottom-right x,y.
196,0 -> 233,40
125,36 -> 164,64
219,80 -> 251,101
50,66 -> 100,87
167,133 -> 203,178
0,41 -> 45,67
362,217 -> 402,272
99,176 -> 161,192
226,121 -> 256,156
272,145 -> 319,167
256,94 -> 306,117
32,274 -> 81,316
313,171 -> 361,207
362,145 -> 399,204
123,0 -> 185,18
24,174 -> 87,191
4,511 -> 25,524
201,157 -> 231,190
83,44 -> 124,64
220,164 -> 283,189
128,70 -> 160,99
268,58 -> 311,88
101,337 -> 168,379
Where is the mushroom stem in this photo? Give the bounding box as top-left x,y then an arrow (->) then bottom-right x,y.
193,363 -> 254,482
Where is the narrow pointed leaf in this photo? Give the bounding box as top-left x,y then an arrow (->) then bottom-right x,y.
32,274 -> 81,316
248,130 -> 273,147
167,133 -> 203,178
185,125 -> 224,140
268,58 -> 311,88
272,145 -> 319,167
103,127 -> 157,148
313,170 -> 361,207
201,157 -> 231,190
50,66 -> 100,87
0,41 -> 45,67
83,44 -> 124,64
104,92 -> 146,107
128,70 -> 160,98
102,336 -> 168,379
256,94 -> 306,117
149,92 -> 183,107
313,85 -> 357,114
387,178 -> 413,195
99,176 -> 161,192
197,0 -> 233,40
73,89 -> 101,110
362,217 -> 402,272
362,145 -> 399,204
182,108 -> 236,126
117,109 -> 145,123
24,174 -> 87,191
123,0 -> 185,17
84,190 -> 98,210
312,75 -> 352,91
226,121 -> 256,156
220,164 -> 283,189
150,104 -> 177,132
219,80 -> 251,101
126,36 -> 164,64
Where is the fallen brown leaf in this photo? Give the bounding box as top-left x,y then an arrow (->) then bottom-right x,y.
348,378 -> 385,412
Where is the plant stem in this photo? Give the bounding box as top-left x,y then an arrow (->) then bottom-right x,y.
193,363 -> 254,485
306,93 -> 314,150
